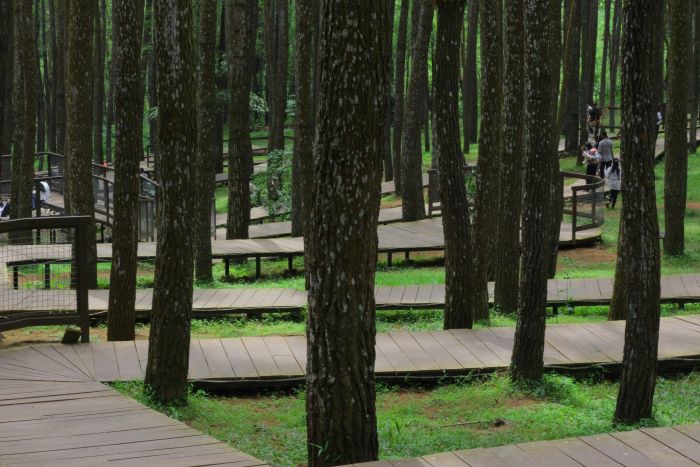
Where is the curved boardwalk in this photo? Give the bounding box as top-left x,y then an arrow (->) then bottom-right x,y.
353,424 -> 700,466
5,315 -> 699,388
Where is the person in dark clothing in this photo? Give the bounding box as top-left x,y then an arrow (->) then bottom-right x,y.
605,158 -> 622,209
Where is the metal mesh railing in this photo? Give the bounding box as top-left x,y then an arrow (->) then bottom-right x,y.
0,216 -> 91,342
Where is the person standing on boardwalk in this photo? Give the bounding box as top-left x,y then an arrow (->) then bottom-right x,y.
605,158 -> 622,209
597,130 -> 614,177
585,146 -> 600,177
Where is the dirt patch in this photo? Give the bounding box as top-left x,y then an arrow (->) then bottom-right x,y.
0,326 -> 149,350
558,247 -> 616,268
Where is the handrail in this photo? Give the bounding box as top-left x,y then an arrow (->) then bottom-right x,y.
561,172 -> 606,245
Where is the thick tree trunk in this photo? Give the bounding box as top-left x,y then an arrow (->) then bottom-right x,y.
690,1 -> 698,154
144,0 -> 197,406
305,1 -> 388,464
400,0 -> 432,221
35,0 -> 46,154
54,0 -> 66,153
226,0 -> 257,240
560,0 -> 580,152
510,0 -> 560,383
215,3 -> 226,175
392,0 -> 409,194
664,0 -> 690,256
92,0 -> 105,163
108,0 -> 144,342
470,0 -> 503,322
613,0 -> 662,423
494,0 -> 525,314
383,0 -> 395,182
10,0 -> 36,220
435,0 -> 471,330
145,0 -> 158,166
462,0 -> 479,152
193,0 -> 216,282
291,0 -> 313,239
65,0 -> 96,288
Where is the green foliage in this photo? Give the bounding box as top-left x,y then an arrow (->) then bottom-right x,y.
252,149 -> 292,218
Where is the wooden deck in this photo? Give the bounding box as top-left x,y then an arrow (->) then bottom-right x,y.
3,274 -> 699,317
3,218 -> 601,278
354,424 -> 700,466
4,315 -> 699,387
0,366 -> 266,465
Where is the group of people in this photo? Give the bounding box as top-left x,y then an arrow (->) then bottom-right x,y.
582,130 -> 621,209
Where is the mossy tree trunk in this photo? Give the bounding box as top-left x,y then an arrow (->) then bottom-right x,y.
510,0 -> 560,384
144,0 -> 197,406
305,0 -> 389,463
108,0 -> 144,342
613,0 -> 661,423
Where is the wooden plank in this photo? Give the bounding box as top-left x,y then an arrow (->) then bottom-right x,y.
187,340 -> 212,380
113,341 -> 143,380
219,338 -> 259,379
90,342 -> 120,382
262,335 -> 303,376
515,440 -> 582,466
449,329 -> 504,368
544,437 -> 622,466
610,429 -> 697,466
410,332 -> 462,370
389,331 -> 440,372
241,336 -> 279,377
578,432 -> 659,466
641,426 -> 700,463
198,339 -> 235,378
419,451 -> 468,466
414,285 -> 434,306
428,330 -> 482,369
375,333 -> 417,372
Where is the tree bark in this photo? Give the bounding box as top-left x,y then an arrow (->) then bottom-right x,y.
193,0 -> 216,282
690,1 -> 698,154
92,0 -> 105,163
264,0 -> 287,151
392,0 -> 409,194
0,1 -> 13,157
578,0 -> 597,144
400,0 -> 432,221
608,0 -> 622,128
35,0 -> 46,155
435,0 -> 471,330
470,0 -> 503,322
599,0 -> 611,108
226,0 -> 257,240
214,4 -> 226,174
510,0 -> 560,383
559,0 -> 580,152
494,0 -> 525,314
144,0 -> 197,406
664,0 -> 690,256
54,0 -> 66,153
108,0 -> 144,342
462,0 -> 479,152
305,0 -> 388,463
613,0 -> 662,424
291,0 -> 313,239
383,0 -> 395,182
10,0 -> 36,220
65,0 -> 97,288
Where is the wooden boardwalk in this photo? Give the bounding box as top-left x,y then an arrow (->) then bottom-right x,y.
3,274 -> 700,317
4,315 -> 699,386
355,424 -> 700,466
0,365 -> 266,465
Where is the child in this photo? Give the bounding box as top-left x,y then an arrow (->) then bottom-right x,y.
604,158 -> 621,209
585,147 -> 600,177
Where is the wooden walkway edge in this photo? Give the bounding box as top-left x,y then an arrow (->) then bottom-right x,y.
4,315 -> 699,388
352,423 -> 700,466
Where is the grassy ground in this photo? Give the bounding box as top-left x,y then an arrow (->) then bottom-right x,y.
113,371 -> 700,466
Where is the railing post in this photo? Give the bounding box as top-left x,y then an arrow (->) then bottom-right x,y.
75,219 -> 90,343
571,189 -> 578,245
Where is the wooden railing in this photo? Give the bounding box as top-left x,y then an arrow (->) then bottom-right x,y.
561,171 -> 606,245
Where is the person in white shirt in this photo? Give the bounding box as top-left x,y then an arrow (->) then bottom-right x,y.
604,158 -> 622,209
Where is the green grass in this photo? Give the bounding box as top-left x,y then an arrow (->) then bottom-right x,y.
113,371 -> 700,466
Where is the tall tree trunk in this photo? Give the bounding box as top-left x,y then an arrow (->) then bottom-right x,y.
193,0 -> 216,282
35,0 -> 46,154
10,0 -> 36,220
105,39 -> 115,163
560,0 -> 580,152
470,0 -> 503,322
383,0 -> 395,182
92,0 -> 105,163
226,0 -> 257,240
65,0 -> 96,288
306,0 -> 388,463
613,0 -> 662,423
664,0 -> 690,256
215,3 -> 226,174
145,0 -> 158,166
291,0 -> 313,238
579,0 -> 597,144
272,0 -> 287,150
510,0 -> 560,383
494,0 -> 525,314
392,0 -> 409,194
400,0 -> 432,221
599,0 -> 611,109
690,1 -> 698,154
108,0 -> 144,342
42,0 -> 55,154
608,0 -> 622,128
54,0 -> 66,153
144,0 -> 197,406
462,0 -> 479,152
0,1 -> 12,156
435,0 -> 471,330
